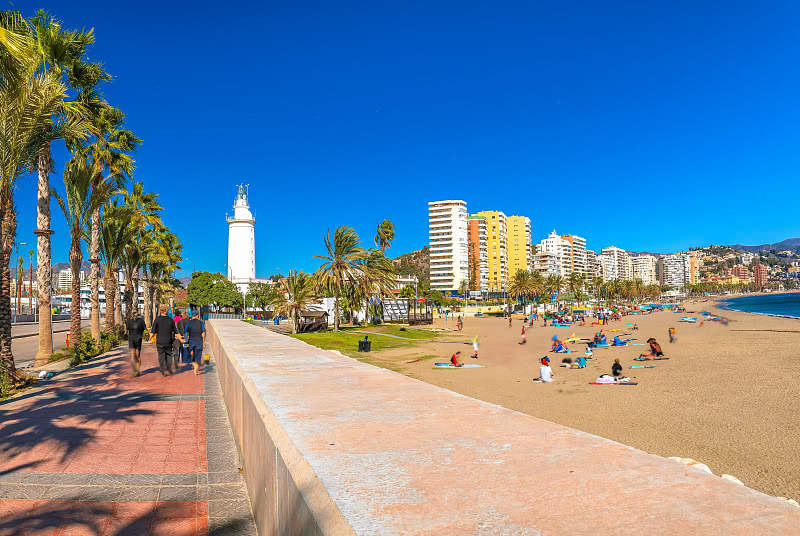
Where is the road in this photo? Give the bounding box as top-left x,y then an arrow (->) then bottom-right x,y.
13,319 -> 91,369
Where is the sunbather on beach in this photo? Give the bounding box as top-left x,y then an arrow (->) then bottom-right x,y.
612,335 -> 627,346
451,351 -> 463,367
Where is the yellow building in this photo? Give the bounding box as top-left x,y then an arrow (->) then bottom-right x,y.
506,215 -> 532,280
473,210 -> 507,293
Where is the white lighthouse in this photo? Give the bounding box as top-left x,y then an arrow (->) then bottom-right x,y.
226,184 -> 256,288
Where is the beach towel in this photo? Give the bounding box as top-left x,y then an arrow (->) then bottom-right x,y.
588,382 -> 638,386
629,365 -> 656,369
634,357 -> 669,361
434,363 -> 484,368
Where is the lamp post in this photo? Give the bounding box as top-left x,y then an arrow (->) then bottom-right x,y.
13,241 -> 26,323
185,258 -> 195,275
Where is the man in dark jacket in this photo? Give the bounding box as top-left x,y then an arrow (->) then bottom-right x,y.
174,311 -> 190,370
152,304 -> 183,375
184,310 -> 206,375
126,312 -> 146,377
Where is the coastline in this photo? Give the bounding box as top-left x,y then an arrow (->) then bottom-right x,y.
716,292 -> 800,320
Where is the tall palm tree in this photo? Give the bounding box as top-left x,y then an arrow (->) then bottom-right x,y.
273,270 -> 316,334
79,105 -> 140,342
28,249 -> 33,314
147,227 -> 182,313
314,226 -> 365,331
0,14 -> 86,377
358,249 -> 395,324
28,10 -> 99,366
121,182 -> 161,326
52,157 -> 114,355
374,220 -> 395,252
508,269 -> 532,303
546,274 -> 564,310
99,200 -> 133,333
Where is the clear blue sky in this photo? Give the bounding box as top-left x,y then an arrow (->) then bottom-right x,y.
13,1 -> 800,276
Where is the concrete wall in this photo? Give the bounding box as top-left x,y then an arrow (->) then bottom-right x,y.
206,320 -> 353,536
207,319 -> 800,535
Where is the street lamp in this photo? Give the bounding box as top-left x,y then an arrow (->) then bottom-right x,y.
13,241 -> 26,323
185,258 -> 195,275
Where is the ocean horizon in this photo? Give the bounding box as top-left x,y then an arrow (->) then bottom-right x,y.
720,292 -> 800,320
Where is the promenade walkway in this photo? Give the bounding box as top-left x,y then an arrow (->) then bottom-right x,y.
0,342 -> 256,535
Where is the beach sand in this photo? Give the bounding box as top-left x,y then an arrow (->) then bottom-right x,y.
373,302 -> 799,499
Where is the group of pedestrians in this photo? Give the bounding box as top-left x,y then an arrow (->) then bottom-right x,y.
126,305 -> 206,377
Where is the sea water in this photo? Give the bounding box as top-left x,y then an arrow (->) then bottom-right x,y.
720,292 -> 800,319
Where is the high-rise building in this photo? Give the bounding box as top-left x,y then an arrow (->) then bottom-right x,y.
754,264 -> 769,288
57,269 -> 86,290
684,255 -> 700,285
657,254 -> 688,288
536,230 -> 572,276
585,249 -> 602,279
631,255 -> 657,285
474,210 -> 507,293
506,215 -> 532,280
467,215 -> 489,293
732,265 -> 750,281
428,200 -> 469,293
600,246 -> 632,281
561,234 -> 588,276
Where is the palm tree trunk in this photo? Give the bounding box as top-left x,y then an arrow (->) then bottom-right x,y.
142,271 -> 151,328
0,198 -> 17,377
115,272 -> 123,332
34,146 -> 53,366
69,233 -> 82,354
334,287 -> 340,332
103,264 -> 116,333
89,209 -> 101,342
132,275 -> 139,319
123,275 -> 134,325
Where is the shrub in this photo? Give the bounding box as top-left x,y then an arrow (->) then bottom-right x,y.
0,362 -> 12,399
100,331 -> 119,353
69,332 -> 98,367
48,351 -> 67,363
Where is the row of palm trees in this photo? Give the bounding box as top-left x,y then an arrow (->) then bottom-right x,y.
268,223 -> 397,333
0,11 -> 182,386
507,269 -> 667,308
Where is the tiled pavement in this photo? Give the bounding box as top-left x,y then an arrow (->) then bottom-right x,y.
0,341 -> 257,535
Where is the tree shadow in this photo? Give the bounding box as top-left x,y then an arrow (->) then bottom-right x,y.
0,498 -> 256,535
0,351 -> 157,466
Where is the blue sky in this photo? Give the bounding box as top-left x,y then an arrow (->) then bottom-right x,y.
12,1 -> 800,276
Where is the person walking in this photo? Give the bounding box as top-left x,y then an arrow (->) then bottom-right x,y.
126,312 -> 146,376
184,310 -> 206,375
174,311 -> 190,370
152,304 -> 182,376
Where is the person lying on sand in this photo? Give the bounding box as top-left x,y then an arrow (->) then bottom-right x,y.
450,351 -> 463,367
612,335 -> 627,346
576,355 -> 587,368
633,324 -> 639,330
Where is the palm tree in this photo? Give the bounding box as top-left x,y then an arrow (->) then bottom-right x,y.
314,226 -> 366,331
28,10 -> 99,366
52,157 -> 115,356
0,14 -> 86,377
358,249 -> 396,324
567,273 -> 585,305
273,270 -> 316,334
99,200 -> 133,333
546,275 -> 564,310
121,182 -> 161,326
508,269 -> 532,303
147,227 -> 182,313
374,220 -> 395,252
79,105 -> 140,342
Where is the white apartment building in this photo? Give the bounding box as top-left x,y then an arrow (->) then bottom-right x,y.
631,255 -> 658,285
533,250 -> 561,276
585,249 -> 602,279
57,269 -> 87,290
428,200 -> 469,294
562,234 -> 588,276
600,246 -> 633,281
536,230 -> 572,276
657,254 -> 688,288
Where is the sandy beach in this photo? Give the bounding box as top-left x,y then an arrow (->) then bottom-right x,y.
368,301 -> 800,499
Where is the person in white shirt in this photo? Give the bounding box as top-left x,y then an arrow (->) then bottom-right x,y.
538,357 -> 554,382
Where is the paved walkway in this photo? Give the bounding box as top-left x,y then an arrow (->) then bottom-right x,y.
0,342 -> 257,535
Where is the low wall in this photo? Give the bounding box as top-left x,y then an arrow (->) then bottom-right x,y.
207,319 -> 800,535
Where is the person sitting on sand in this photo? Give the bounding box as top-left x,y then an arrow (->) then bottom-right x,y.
612,335 -> 627,346
551,339 -> 568,353
585,346 -> 593,359
451,351 -> 463,367
537,357 -> 554,382
612,358 -> 623,379
645,338 -> 664,358
633,323 -> 639,330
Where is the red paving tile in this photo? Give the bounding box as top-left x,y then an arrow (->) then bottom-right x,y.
0,344 -> 211,533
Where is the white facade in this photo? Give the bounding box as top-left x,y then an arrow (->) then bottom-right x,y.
631,255 -> 657,285
658,254 -> 687,288
227,185 -> 256,287
562,234 -> 588,276
57,269 -> 87,290
536,230 -> 571,276
600,246 -> 633,281
585,249 -> 602,279
428,200 -> 469,293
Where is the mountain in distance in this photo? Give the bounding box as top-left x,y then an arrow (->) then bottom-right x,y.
393,246 -> 430,284
727,238 -> 800,253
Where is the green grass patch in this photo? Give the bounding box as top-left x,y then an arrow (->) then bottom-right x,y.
289,330 -> 419,356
